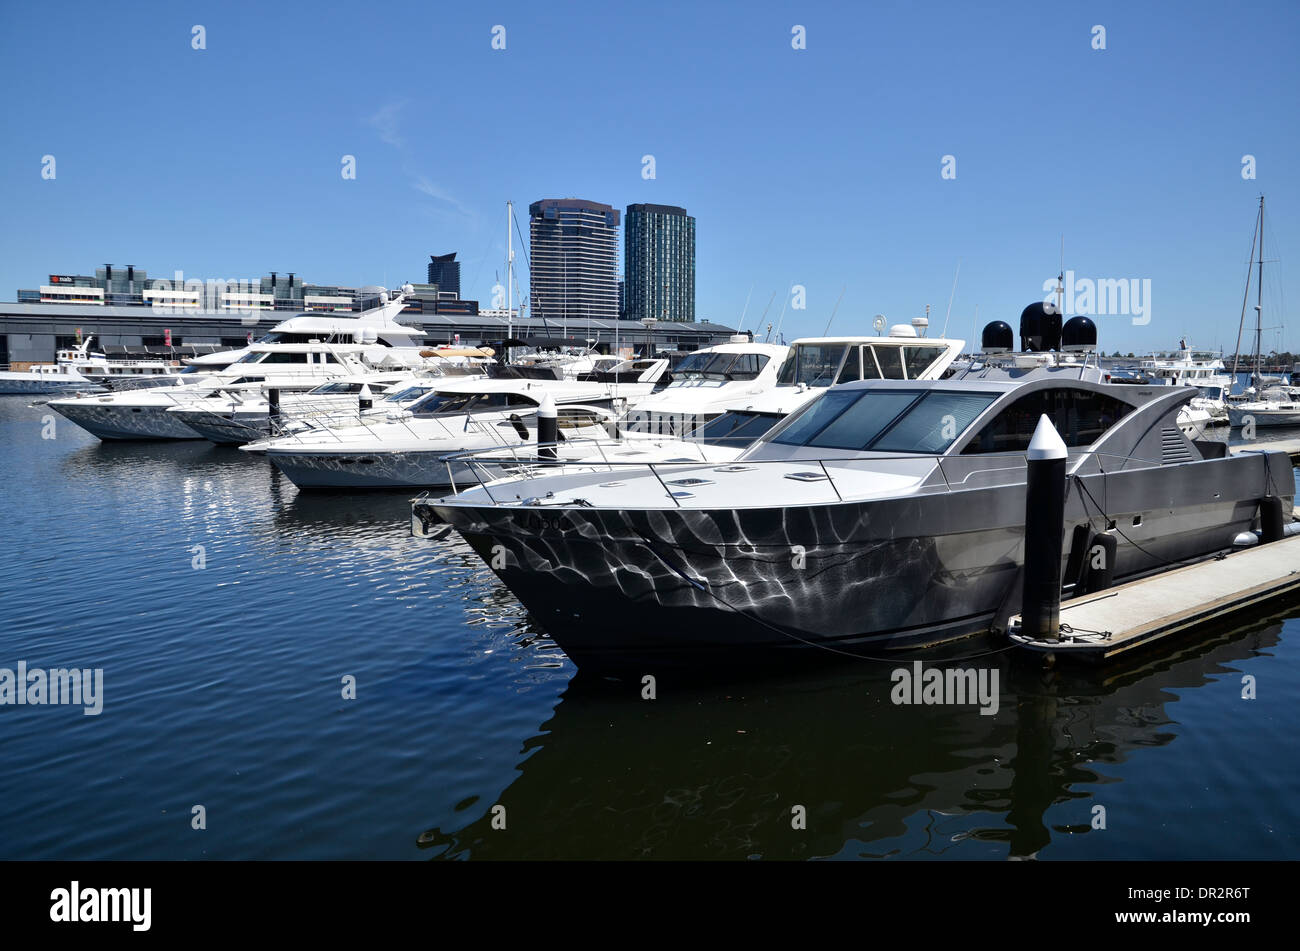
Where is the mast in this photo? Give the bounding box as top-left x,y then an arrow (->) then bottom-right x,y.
1231,197 -> 1262,384
1255,196 -> 1265,385
506,200 -> 514,346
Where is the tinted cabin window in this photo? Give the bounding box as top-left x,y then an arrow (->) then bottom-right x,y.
872,391 -> 1000,454
777,344 -> 848,386
772,389 -> 922,451
730,353 -> 768,380
699,411 -> 779,447
860,346 -> 882,379
902,345 -> 945,379
557,409 -> 602,430
835,347 -> 862,384
962,388 -> 1132,454
875,346 -> 904,379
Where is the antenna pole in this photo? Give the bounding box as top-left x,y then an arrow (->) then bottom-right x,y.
822,285 -> 846,336
1057,236 -> 1065,314
737,283 -> 754,332
774,283 -> 791,340
941,260 -> 961,337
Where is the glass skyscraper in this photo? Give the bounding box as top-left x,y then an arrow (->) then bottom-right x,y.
528,199 -> 620,323
623,203 -> 695,323
426,253 -> 461,297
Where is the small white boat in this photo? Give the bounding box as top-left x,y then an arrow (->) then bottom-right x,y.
1229,386 -> 1300,428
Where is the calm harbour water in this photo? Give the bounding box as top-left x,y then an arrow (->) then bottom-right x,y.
1,395 -> 1298,860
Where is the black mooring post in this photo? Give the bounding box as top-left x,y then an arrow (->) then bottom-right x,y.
268,387 -> 281,422
537,394 -> 558,464
1260,496 -> 1284,543
1022,415 -> 1068,640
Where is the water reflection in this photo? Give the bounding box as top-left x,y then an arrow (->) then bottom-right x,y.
416,618 -> 1284,860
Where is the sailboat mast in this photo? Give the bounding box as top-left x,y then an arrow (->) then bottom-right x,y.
1255,196 -> 1265,383
507,200 -> 514,345
1231,198 -> 1262,384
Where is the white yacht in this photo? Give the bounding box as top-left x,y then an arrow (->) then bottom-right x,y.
1137,345 -> 1232,424
242,377 -> 649,489
46,288 -> 438,440
166,370 -> 443,444
0,337 -> 184,394
61,337 -> 188,390
0,357 -> 100,395
622,338 -> 789,437
431,325 -> 966,485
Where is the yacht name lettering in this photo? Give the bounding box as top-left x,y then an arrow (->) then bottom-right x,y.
0,662 -> 103,715
520,512 -> 570,532
890,662 -> 999,716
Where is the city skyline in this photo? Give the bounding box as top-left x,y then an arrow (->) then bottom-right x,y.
2,1 -> 1297,353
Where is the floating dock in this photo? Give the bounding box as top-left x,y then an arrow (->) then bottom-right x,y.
1010,534 -> 1300,662
1230,435 -> 1300,463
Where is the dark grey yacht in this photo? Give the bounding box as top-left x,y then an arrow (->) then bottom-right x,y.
413,313 -> 1294,669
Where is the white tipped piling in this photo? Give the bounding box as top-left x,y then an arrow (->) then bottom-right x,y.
1022,415 -> 1068,640
537,395 -> 558,462
1027,413 -> 1068,461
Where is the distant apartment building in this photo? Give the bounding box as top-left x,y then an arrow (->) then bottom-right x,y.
401,282 -> 478,317
426,253 -> 461,297
18,265 -> 362,313
528,199 -> 620,323
623,203 -> 695,323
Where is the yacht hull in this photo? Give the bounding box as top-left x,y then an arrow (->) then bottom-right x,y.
171,410 -> 270,445
269,449 -> 474,490
425,453 -> 1292,669
49,400 -> 203,440
0,378 -> 100,395
1229,406 -> 1300,428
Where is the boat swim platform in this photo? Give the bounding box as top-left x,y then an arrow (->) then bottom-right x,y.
1008,534 -> 1300,663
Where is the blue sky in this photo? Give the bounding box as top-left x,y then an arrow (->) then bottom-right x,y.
2,0 -> 1297,353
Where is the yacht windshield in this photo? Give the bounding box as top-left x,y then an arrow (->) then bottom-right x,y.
673,351 -> 770,381
771,388 -> 998,453
309,381 -> 364,394
383,384 -> 435,402
697,410 -> 782,447
411,392 -> 536,415
776,344 -> 848,387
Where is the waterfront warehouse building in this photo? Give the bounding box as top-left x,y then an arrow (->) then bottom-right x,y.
2,261 -> 734,365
